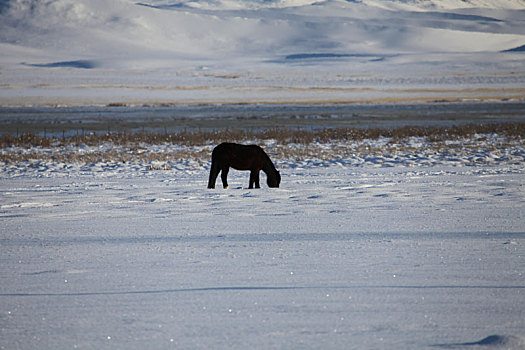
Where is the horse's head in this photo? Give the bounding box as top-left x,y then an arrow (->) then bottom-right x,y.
267,171 -> 281,188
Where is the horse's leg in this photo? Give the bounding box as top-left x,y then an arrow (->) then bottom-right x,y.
221,166 -> 230,189
248,171 -> 254,189
254,170 -> 260,188
207,160 -> 220,189
249,170 -> 260,189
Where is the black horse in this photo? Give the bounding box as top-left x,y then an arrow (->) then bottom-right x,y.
208,143 -> 281,189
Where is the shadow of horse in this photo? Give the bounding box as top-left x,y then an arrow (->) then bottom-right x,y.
208,143 -> 281,189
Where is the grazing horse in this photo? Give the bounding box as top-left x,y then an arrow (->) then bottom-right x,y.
208,142 -> 281,189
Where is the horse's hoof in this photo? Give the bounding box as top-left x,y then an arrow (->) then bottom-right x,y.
225,186 -> 229,189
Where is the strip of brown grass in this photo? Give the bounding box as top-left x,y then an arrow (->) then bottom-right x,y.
0,149 -> 211,165
2,122 -> 524,148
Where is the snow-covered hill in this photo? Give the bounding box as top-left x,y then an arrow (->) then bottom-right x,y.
1,0 -> 524,105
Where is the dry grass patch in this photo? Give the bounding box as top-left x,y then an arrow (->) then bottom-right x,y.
1,122 -> 523,165
2,122 -> 524,148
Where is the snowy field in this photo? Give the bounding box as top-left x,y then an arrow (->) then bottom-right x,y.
1,127 -> 525,349
1,0 -> 525,348
0,164 -> 524,349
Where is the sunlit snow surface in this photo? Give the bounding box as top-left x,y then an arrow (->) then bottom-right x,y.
1,163 -> 525,349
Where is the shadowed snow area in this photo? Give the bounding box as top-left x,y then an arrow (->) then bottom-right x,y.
433,334 -> 525,348
21,60 -> 98,69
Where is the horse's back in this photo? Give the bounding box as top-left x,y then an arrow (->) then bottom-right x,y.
212,143 -> 265,170
212,142 -> 235,159
213,143 -> 263,156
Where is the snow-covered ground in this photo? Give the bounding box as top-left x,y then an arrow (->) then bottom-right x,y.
1,165 -> 525,349
1,134 -> 525,349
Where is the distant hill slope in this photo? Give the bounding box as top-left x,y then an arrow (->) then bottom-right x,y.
1,0 -> 524,68
0,0 -> 524,106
